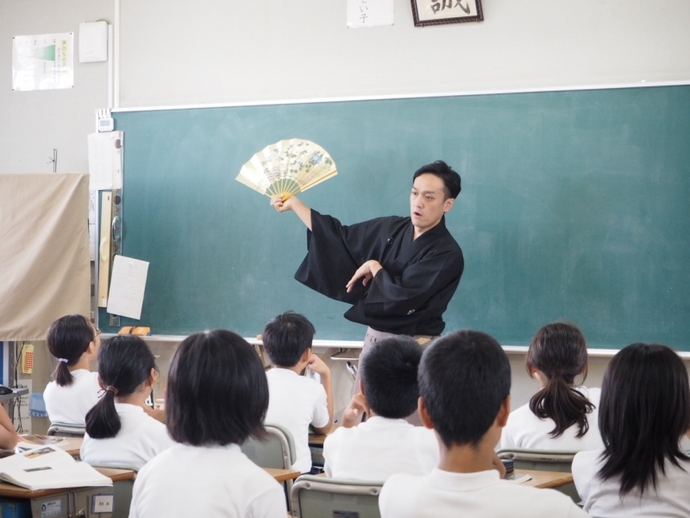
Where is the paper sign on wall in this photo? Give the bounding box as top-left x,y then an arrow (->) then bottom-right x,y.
107,255 -> 149,320
347,0 -> 394,28
12,33 -> 74,91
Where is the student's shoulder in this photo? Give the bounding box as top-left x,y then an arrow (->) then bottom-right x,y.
496,481 -> 588,516
572,448 -> 603,474
382,472 -> 423,493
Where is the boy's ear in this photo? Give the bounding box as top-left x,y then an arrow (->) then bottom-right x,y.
301,348 -> 311,363
358,380 -> 365,396
496,395 -> 511,428
418,397 -> 434,430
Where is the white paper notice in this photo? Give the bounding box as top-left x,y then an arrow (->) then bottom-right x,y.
107,255 -> 149,320
347,0 -> 394,28
12,33 -> 74,91
88,132 -> 123,190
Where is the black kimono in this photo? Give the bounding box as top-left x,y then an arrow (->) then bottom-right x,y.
295,210 -> 464,336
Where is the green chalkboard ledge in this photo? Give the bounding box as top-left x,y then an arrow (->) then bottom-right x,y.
101,335 -> 364,350
100,336 -> 690,360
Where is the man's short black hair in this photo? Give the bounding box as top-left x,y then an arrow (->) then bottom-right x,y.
419,329 -> 510,448
262,311 -> 315,367
413,160 -> 461,199
360,336 -> 423,419
166,329 -> 268,446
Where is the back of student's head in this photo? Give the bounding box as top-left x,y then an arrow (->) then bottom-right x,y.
413,160 -> 462,200
419,329 -> 510,448
598,342 -> 690,496
360,336 -> 423,419
85,335 -> 157,439
526,322 -> 593,438
47,314 -> 96,386
262,311 -> 315,367
166,329 -> 268,446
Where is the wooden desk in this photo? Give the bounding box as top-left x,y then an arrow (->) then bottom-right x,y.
264,468 -> 301,483
308,425 -> 338,447
53,436 -> 83,457
50,437 -> 300,485
518,469 -> 574,489
0,467 -> 134,500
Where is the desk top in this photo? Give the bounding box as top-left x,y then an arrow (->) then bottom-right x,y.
0,467 -> 134,499
51,436 -> 300,484
53,436 -> 82,457
265,468 -> 301,482
308,425 -> 339,447
518,469 -> 573,489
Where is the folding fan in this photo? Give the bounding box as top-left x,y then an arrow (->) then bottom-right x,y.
236,139 -> 337,200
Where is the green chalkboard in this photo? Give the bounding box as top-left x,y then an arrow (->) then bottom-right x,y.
102,86 -> 690,349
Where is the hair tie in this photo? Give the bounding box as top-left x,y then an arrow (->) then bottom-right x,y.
58,358 -> 69,364
105,386 -> 119,396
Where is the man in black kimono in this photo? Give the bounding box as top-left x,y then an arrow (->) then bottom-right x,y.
270,160 -> 464,351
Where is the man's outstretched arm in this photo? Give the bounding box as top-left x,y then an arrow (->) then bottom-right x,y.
270,195 -> 312,231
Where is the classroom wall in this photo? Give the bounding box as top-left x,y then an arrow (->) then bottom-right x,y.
4,1 -> 690,420
118,0 -> 690,107
2,0 -> 690,173
0,0 -> 113,173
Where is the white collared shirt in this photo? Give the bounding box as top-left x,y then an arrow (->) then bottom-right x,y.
499,386 -> 604,451
44,369 -> 101,426
324,416 -> 438,480
130,443 -> 286,518
264,368 -> 329,473
380,468 -> 589,518
80,403 -> 175,470
573,448 -> 690,517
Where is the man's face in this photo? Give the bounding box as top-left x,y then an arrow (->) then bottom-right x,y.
410,173 -> 455,236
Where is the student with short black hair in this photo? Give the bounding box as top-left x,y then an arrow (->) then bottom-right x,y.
379,330 -> 589,518
572,342 -> 690,517
129,330 -> 287,518
43,314 -> 101,426
323,336 -> 438,480
80,335 -> 174,470
499,322 -> 604,450
262,311 -> 333,473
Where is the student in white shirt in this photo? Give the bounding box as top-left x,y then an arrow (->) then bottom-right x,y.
43,314 -> 101,426
129,330 -> 287,518
379,330 -> 589,518
324,336 -> 438,480
500,322 -> 603,451
262,311 -> 333,473
572,342 -> 690,518
80,335 -> 174,470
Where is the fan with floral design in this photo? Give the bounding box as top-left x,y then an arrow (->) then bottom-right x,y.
236,139 -> 337,200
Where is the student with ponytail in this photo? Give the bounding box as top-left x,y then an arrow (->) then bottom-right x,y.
43,314 -> 102,426
499,322 -> 603,450
80,335 -> 174,470
572,343 -> 690,517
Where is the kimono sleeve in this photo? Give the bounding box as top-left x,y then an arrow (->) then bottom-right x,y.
363,244 -> 464,318
294,210 -> 370,304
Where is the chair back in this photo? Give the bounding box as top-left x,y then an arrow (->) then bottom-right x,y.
496,448 -> 577,472
290,475 -> 383,518
240,423 -> 296,470
47,422 -> 86,437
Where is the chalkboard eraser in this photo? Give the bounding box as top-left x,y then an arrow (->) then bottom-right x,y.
118,326 -> 151,336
